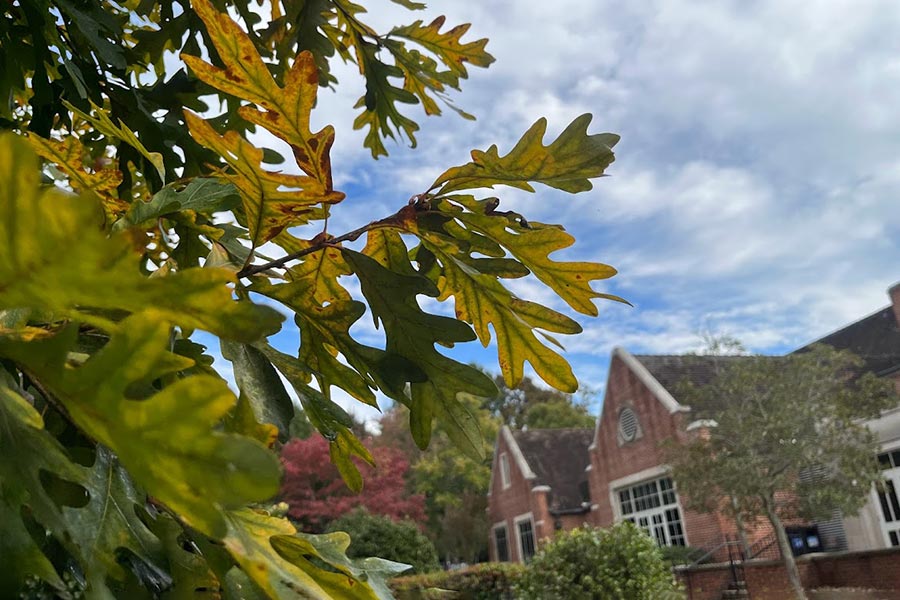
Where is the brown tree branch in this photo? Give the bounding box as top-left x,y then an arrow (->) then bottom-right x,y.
235,204 -> 418,279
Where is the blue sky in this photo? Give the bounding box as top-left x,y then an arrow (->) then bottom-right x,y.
203,0 -> 900,422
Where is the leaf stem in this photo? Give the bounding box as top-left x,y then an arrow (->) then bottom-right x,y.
235,207 -> 412,279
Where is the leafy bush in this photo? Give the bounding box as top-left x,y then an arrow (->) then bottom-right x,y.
326,510 -> 440,574
391,563 -> 525,600
515,522 -> 684,600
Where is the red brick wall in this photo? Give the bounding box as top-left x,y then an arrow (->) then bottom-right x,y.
486,429 -> 552,562
587,352 -> 729,550
678,548 -> 900,600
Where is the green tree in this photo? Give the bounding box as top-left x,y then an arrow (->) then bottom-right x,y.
375,394 -> 499,564
485,375 -> 596,429
515,523 -> 683,600
1,0 -> 621,597
406,394 -> 500,564
670,345 -> 898,600
326,510 -> 440,575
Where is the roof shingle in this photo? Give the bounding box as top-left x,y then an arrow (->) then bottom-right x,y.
512,428 -> 593,512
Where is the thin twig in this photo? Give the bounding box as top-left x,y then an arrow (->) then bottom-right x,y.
235,207 -> 412,279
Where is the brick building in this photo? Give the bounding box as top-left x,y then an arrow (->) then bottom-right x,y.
487,283 -> 900,562
486,427 -> 593,562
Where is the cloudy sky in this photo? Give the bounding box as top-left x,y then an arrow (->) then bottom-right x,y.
204,0 -> 900,420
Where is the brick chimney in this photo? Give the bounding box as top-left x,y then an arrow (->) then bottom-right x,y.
890,282 -> 900,328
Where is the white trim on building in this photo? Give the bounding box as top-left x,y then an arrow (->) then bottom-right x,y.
513,512 -> 536,563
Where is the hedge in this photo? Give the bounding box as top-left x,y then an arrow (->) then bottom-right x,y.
390,563 -> 525,599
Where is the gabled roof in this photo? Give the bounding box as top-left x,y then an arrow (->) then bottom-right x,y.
797,306 -> 900,376
634,354 -> 756,391
511,428 -> 593,511
632,354 -> 771,419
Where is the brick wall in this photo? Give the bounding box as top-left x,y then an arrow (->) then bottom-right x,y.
678,548 -> 900,600
587,352 -> 731,550
486,429 -> 552,562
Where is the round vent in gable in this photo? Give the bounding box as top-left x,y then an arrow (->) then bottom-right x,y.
619,407 -> 639,442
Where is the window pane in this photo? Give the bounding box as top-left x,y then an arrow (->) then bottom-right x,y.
878,487 -> 895,523
892,451 -> 900,468
888,480 -> 900,520
619,477 -> 684,547
890,531 -> 899,547
652,514 -> 666,546
648,481 -> 661,508
518,520 -> 536,562
495,527 -> 509,562
666,508 -> 685,546
879,453 -> 892,470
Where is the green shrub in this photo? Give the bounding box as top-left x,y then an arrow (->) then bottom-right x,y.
515,522 -> 684,600
391,563 -> 525,600
326,509 -> 440,574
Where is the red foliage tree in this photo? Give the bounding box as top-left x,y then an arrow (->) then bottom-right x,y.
280,436 -> 427,532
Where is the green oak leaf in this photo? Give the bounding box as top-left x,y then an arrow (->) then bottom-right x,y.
440,195 -> 624,317
0,381 -> 73,593
431,113 -> 619,194
223,509 -> 330,599
387,0 -> 426,9
411,226 -> 582,391
272,531 -> 411,599
353,43 -> 421,158
220,341 -> 296,440
151,513 -> 221,600
0,494 -> 63,594
114,178 -> 240,231
63,446 -> 163,593
0,134 -> 282,341
65,99 -> 166,182
0,316 -> 282,538
251,278 -> 389,406
255,343 -> 376,492
223,393 -> 280,448
223,509 -> 394,600
342,248 -> 496,455
389,17 -> 494,82
275,233 -> 353,305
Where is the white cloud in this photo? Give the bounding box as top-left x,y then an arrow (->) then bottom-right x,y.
188,0 -> 900,422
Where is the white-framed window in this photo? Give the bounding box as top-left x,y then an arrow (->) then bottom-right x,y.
617,476 -> 686,547
513,513 -> 537,563
875,449 -> 900,547
492,522 -> 510,562
500,452 -> 511,489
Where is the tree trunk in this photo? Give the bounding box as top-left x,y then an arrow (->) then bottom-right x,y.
732,499 -> 750,557
766,508 -> 808,600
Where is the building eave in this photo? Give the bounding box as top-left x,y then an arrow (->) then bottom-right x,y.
502,425 -> 537,480
614,347 -> 690,414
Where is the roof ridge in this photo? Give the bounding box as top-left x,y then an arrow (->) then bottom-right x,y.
793,304 -> 894,353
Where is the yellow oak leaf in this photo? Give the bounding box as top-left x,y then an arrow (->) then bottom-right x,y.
183,0 -> 337,190
185,112 -> 343,248
26,134 -> 127,220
